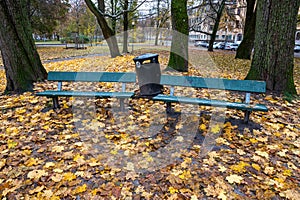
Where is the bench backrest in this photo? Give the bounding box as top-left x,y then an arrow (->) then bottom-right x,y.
160,75 -> 266,93
47,71 -> 136,83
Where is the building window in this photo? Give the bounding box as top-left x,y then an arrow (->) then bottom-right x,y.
236,20 -> 240,29
237,34 -> 243,41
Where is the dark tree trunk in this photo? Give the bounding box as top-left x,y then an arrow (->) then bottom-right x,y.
167,0 -> 189,72
0,0 -> 47,93
246,0 -> 299,95
85,0 -> 120,58
122,0 -> 129,53
207,1 -> 225,52
235,0 -> 256,60
154,0 -> 161,46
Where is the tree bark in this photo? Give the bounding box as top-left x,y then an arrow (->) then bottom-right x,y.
85,0 -> 120,58
246,0 -> 299,95
167,0 -> 189,72
122,0 -> 129,53
154,0 -> 161,46
207,0 -> 225,52
235,0 -> 256,60
0,0 -> 47,93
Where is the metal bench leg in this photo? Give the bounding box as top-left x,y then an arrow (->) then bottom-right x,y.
244,111 -> 251,124
120,99 -> 125,111
52,97 -> 60,109
166,102 -> 172,114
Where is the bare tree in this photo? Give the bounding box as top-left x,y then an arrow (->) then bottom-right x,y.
189,0 -> 240,51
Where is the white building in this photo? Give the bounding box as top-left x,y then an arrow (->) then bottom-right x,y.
188,0 -> 246,44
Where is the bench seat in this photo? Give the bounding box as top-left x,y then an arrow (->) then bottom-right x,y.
36,91 -> 135,98
152,94 -> 268,112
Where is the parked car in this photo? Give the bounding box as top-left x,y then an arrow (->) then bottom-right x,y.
224,43 -> 239,51
205,42 -> 214,48
213,42 -> 225,49
294,44 -> 300,52
195,41 -> 208,47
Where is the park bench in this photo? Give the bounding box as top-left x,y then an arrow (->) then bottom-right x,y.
36,71 -> 136,110
36,71 -> 268,123
155,75 -> 268,123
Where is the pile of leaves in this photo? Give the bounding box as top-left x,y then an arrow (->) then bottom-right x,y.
0,47 -> 299,199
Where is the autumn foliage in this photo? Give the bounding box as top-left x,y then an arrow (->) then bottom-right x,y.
0,47 -> 299,199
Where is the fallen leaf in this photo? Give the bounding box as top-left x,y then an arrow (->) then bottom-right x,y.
226,174 -> 243,184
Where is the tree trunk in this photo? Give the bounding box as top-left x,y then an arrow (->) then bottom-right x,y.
235,0 -> 256,60
85,0 -> 120,58
167,0 -> 189,72
122,0 -> 129,53
154,0 -> 161,46
246,0 -> 299,95
207,0 -> 225,52
0,0 -> 47,93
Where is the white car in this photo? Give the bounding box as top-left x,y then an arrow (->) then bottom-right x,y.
195,41 -> 208,47
224,43 -> 239,51
294,45 -> 300,52
213,42 -> 225,49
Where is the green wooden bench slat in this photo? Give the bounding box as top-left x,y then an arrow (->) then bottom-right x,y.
36,91 -> 134,98
160,75 -> 266,93
152,94 -> 268,112
47,71 -> 136,83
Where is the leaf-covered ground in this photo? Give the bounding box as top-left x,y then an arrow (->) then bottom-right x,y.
0,47 -> 299,199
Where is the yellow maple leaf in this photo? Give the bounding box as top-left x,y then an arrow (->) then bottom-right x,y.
179,170 -> 192,180
211,124 -> 222,134
63,172 -> 77,181
73,184 -> 87,194
168,186 -> 178,194
25,157 -> 38,167
226,174 -> 243,184
199,124 -> 206,131
249,138 -> 258,144
252,163 -> 261,171
282,169 -> 292,176
7,139 -> 18,149
230,161 -> 250,173
73,154 -> 84,162
22,149 -> 32,156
